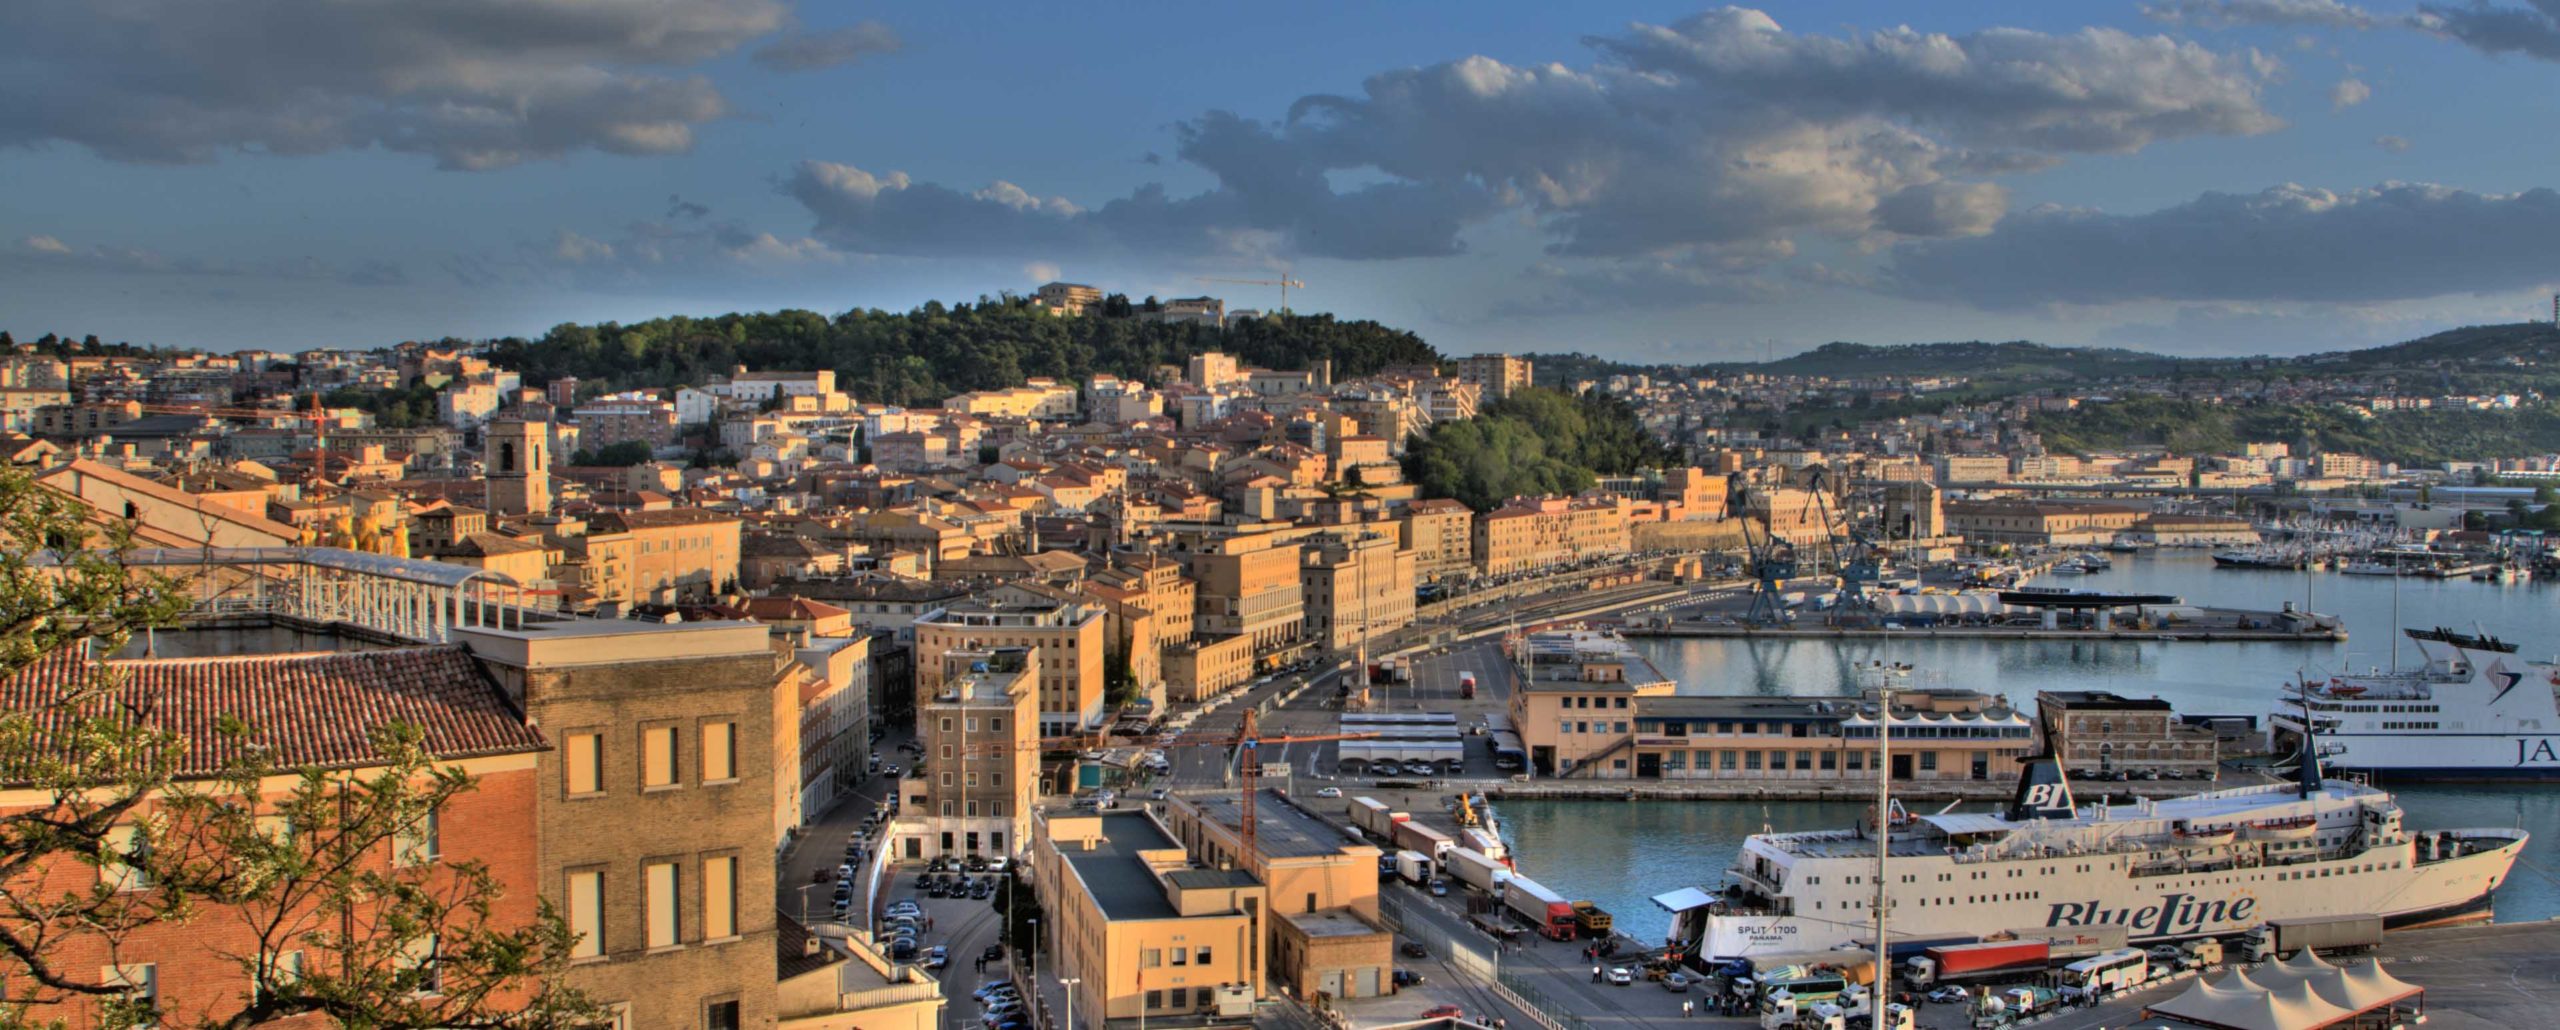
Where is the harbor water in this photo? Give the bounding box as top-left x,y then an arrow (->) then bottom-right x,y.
1496,551 -> 2560,944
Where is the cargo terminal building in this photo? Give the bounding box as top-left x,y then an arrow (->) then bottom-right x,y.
1510,631 -> 2035,781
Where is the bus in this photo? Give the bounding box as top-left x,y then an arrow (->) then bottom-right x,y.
2057,948 -> 2148,1002
1753,973 -> 1848,1030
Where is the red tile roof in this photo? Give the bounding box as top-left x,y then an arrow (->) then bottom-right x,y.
2,645 -> 547,780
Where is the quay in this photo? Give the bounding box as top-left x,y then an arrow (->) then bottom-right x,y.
2019,918 -> 2560,1030
1624,619 -> 2345,642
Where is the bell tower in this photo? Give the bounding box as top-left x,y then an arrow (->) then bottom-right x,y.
485,418 -> 551,515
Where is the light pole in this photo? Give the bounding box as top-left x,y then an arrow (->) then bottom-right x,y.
795,882 -> 821,925
1059,977 -> 1080,1030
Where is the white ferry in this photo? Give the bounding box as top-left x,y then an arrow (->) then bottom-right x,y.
2270,627 -> 2560,779
1659,758 -> 2525,960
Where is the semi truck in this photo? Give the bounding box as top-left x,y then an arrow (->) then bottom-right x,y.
1501,874 -> 1578,940
1459,672 -> 1477,699
1396,850 -> 1432,886
1443,847 -> 1513,894
1572,901 -> 1614,939
1972,986 -> 2056,1028
2242,914 -> 2383,962
1347,797 -> 1407,841
1393,820 -> 1456,864
1903,941 -> 2052,988
1459,827 -> 1508,864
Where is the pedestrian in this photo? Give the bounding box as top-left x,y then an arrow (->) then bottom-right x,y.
1591,964 -> 1602,983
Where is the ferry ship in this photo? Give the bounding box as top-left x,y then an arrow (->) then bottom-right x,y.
2270,627 -> 2560,779
1659,753 -> 2525,961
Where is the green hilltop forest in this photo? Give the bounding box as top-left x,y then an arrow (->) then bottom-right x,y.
2030,396 -> 2560,466
488,297 -> 1437,407
1400,387 -> 1677,511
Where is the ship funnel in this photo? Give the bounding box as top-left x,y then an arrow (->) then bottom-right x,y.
2006,756 -> 2076,822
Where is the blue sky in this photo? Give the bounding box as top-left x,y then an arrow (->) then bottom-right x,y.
9,0 -> 2560,360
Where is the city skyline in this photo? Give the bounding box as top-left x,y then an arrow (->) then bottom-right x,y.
12,1 -> 2560,358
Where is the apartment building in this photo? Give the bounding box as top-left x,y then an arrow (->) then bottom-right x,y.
583,507 -> 745,605
1185,351 -> 1243,389
1473,494 -> 1631,577
1396,499 -> 1475,580
1164,633 -> 1255,704
1032,811 -> 1264,1030
2036,690 -> 2220,781
1298,529 -> 1416,652
1454,353 -> 1534,401
1935,454 -> 2011,484
944,379 -> 1078,420
574,392 -> 680,452
1177,529 -> 1304,654
456,619 -> 784,1030
914,601 -> 1105,737
900,647 -> 1040,861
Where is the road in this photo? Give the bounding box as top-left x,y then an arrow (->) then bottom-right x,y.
776,727 -> 912,926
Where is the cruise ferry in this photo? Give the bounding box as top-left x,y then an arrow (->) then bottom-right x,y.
1658,754 -> 2525,961
2270,627 -> 2560,779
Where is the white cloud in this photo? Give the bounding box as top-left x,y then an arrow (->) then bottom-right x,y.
2140,0 -> 2379,30
2330,77 -> 2372,109
1889,181 -> 2560,307
551,230 -> 617,264
0,0 -> 789,169
12,233 -> 403,285
752,21 -> 901,71
784,7 -> 2280,293
2375,134 -> 2413,152
1022,261 -> 1063,284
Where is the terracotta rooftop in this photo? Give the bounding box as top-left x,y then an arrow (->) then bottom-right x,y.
2,645 -> 547,779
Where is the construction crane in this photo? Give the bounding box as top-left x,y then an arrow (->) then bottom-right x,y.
1195,275 -> 1306,316
1148,708 -> 1375,867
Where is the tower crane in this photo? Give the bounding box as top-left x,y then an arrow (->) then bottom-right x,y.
1159,707 -> 1375,867
1194,275 -> 1307,316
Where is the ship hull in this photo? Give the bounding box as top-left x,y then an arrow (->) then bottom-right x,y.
2272,726 -> 2560,780
1694,833 -> 2523,960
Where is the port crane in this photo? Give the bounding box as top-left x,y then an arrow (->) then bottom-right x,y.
1195,275 -> 1307,316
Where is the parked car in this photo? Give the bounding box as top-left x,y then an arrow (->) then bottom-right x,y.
1393,969 -> 1424,987
981,944 -> 1006,964
1400,941 -> 1427,959
1607,967 -> 1634,986
1315,787 -> 1343,798
885,901 -> 921,918
924,946 -> 949,970
1927,986 -> 1970,1004
1420,1005 -> 1465,1020
1661,973 -> 1691,993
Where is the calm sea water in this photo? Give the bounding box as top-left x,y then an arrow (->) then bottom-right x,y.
1494,552 -> 2560,943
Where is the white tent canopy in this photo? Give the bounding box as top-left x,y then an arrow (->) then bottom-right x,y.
2146,956 -> 2423,1030
1874,592 -> 2022,616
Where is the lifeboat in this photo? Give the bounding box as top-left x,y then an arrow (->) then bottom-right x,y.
2175,826 -> 2236,846
2325,685 -> 2368,698
2245,816 -> 2319,842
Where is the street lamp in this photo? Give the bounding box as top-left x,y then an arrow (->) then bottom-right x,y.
1059,977 -> 1081,1030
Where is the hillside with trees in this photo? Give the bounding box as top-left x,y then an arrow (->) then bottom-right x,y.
1401,387 -> 1677,511
488,298 -> 1438,406
2030,396 -> 2560,465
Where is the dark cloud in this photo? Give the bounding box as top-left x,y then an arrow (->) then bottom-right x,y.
667,194 -> 712,219
14,234 -> 406,286
2414,0 -> 2560,60
2140,0 -> 2379,29
784,7 -> 2278,280
1887,182 -> 2560,307
0,0 -> 787,169
752,21 -> 901,71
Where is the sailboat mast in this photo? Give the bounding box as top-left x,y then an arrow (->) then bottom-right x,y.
1874,687 -> 1891,1004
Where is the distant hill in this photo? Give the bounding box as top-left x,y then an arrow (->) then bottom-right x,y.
1532,322 -> 2560,390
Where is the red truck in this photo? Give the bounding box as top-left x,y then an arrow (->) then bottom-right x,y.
1459,671 -> 1478,699
1501,874 -> 1578,941
1903,940 -> 2051,987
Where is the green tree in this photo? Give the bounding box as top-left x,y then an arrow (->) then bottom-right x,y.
0,466 -> 598,1030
